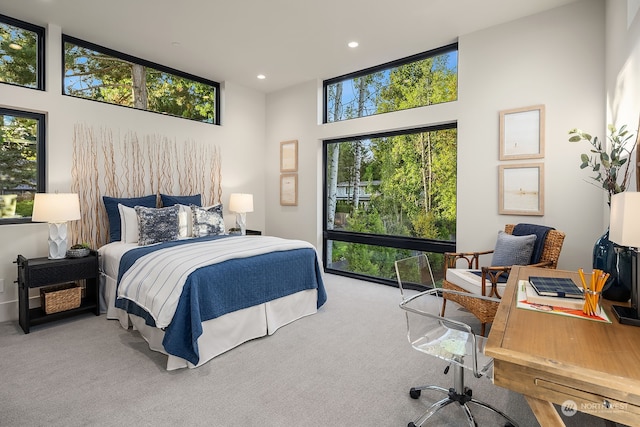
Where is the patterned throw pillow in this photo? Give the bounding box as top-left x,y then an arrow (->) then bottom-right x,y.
491,231 -> 536,266
191,204 -> 225,237
135,205 -> 180,246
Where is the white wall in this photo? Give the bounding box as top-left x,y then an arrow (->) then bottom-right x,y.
264,82 -> 321,245
266,0 -> 608,272
0,25 -> 267,321
456,0 -> 606,270
606,1 -> 640,155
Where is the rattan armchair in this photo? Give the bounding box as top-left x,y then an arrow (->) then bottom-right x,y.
442,224 -> 565,336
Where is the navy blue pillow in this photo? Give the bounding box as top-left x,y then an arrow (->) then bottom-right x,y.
160,194 -> 202,208
103,195 -> 157,242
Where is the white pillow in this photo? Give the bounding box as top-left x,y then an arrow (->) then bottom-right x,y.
118,203 -> 139,244
177,204 -> 194,238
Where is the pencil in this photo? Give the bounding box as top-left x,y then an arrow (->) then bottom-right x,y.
578,268 -> 587,290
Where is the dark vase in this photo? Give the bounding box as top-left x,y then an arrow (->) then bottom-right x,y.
593,228 -> 632,302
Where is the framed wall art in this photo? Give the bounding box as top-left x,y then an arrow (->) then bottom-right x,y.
280,173 -> 298,206
499,105 -> 545,160
498,163 -> 544,216
280,140 -> 298,172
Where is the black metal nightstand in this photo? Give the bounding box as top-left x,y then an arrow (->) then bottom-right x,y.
16,252 -> 100,333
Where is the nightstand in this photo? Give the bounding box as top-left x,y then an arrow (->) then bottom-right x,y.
16,252 -> 100,333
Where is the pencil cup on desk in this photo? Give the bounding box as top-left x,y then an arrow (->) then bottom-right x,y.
583,289 -> 602,316
578,268 -> 608,317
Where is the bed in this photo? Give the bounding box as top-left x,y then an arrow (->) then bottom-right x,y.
99,234 -> 326,370
71,130 -> 326,370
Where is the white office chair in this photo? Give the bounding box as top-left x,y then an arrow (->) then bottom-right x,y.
395,254 -> 518,427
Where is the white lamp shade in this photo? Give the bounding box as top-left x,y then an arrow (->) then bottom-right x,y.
609,192 -> 640,247
229,193 -> 254,213
32,193 -> 81,223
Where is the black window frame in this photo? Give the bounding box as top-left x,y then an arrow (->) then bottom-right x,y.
322,123 -> 457,286
322,42 -> 458,124
0,13 -> 45,91
61,35 -> 221,125
0,107 -> 46,225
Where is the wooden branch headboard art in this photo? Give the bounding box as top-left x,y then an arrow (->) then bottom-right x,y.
70,123 -> 222,249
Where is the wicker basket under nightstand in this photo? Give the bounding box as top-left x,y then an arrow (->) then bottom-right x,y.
40,283 -> 82,314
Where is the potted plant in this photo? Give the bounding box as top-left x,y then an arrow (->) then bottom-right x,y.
67,242 -> 91,258
568,124 -> 638,301
228,227 -> 242,236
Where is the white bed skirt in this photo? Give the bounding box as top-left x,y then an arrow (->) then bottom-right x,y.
101,274 -> 318,370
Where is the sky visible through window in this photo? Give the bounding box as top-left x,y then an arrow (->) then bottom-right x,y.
326,49 -> 458,123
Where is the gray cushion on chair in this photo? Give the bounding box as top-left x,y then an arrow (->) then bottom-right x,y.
491,231 -> 536,266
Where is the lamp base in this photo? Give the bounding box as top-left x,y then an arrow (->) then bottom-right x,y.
47,222 -> 69,259
612,305 -> 640,326
235,213 -> 247,236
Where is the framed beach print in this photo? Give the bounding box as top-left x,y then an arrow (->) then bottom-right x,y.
499,105 -> 545,160
499,163 -> 544,216
280,140 -> 298,172
280,173 -> 298,206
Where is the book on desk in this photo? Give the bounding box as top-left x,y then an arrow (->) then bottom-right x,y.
529,276 -> 583,298
524,281 -> 584,310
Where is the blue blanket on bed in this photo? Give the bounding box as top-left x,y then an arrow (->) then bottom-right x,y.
115,235 -> 326,365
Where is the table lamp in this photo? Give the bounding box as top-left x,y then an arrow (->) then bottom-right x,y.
229,193 -> 253,235
609,191 -> 640,326
32,193 -> 81,259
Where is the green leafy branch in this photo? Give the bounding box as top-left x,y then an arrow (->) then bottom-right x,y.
568,124 -> 637,200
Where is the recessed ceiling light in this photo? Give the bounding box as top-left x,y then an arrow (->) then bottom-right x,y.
257,74 -> 266,80
348,41 -> 359,48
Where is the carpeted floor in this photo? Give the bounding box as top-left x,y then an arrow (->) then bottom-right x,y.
0,273 -> 618,426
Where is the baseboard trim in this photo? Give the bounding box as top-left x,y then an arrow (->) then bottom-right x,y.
0,298 -> 19,323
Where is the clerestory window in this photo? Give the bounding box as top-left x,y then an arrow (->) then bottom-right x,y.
0,14 -> 45,90
63,35 -> 220,125
324,43 -> 457,123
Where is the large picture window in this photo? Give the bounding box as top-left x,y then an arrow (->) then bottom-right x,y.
324,43 -> 457,123
0,14 -> 45,90
324,124 -> 457,285
0,108 -> 45,224
63,35 -> 220,125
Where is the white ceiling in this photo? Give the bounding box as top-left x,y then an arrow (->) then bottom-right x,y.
0,0 -> 579,93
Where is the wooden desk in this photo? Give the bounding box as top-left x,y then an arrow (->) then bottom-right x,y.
485,266 -> 640,426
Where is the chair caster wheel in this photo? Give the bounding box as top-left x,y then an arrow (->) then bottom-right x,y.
409,388 -> 421,399
408,423 -> 417,427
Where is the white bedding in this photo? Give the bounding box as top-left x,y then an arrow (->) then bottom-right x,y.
99,240 -> 320,370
